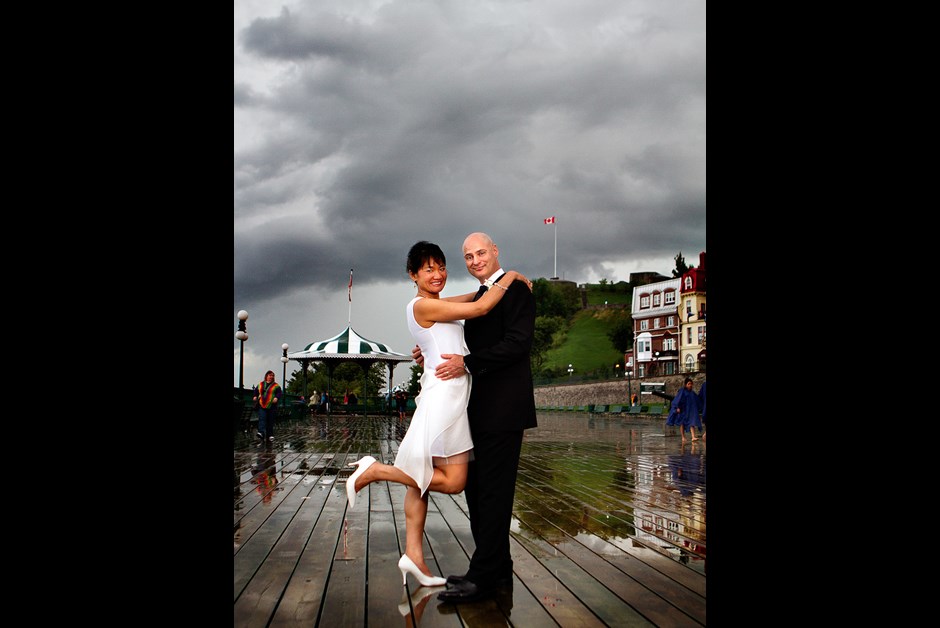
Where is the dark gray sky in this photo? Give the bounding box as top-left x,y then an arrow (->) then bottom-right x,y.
234,0 -> 706,389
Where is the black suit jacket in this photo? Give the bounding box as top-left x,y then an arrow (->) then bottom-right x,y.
463,276 -> 538,431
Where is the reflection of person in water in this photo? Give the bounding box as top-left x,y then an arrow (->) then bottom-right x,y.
252,451 -> 278,503
697,381 -> 707,441
667,453 -> 705,497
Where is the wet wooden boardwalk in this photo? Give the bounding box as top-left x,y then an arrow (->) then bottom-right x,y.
234,412 -> 706,627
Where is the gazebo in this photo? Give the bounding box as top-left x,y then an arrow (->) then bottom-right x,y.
287,326 -> 412,413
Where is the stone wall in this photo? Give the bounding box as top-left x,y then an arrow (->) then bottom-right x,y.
533,373 -> 706,407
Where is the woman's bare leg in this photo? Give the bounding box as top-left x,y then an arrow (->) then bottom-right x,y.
427,463 -> 468,494
403,487 -> 432,574
353,461 -> 468,579
354,461 -> 467,494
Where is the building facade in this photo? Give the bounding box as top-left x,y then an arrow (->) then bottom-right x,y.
679,252 -> 707,373
627,251 -> 707,378
631,277 -> 681,377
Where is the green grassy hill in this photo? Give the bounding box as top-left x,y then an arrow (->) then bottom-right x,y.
541,307 -> 629,377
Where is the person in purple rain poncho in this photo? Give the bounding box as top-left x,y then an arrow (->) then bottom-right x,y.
665,377 -> 702,443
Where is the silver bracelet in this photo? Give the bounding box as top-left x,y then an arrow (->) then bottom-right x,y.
491,281 -> 507,291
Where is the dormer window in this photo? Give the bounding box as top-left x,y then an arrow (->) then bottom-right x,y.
684,276 -> 692,290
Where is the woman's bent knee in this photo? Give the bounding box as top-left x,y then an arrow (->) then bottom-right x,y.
439,480 -> 466,494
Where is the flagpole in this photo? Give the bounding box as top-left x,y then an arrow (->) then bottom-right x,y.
554,222 -> 557,279
348,268 -> 353,324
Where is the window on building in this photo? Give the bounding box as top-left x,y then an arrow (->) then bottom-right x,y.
685,355 -> 694,371
653,292 -> 661,306
638,365 -> 646,378
640,295 -> 650,308
665,361 -> 675,375
698,326 -> 705,344
663,338 -> 676,351
684,276 -> 692,290
667,315 -> 675,326
687,327 -> 692,344
664,291 -> 675,305
640,319 -> 649,330
654,318 -> 660,329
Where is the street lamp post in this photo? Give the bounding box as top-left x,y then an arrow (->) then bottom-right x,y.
235,310 -> 249,390
567,364 -> 574,380
626,368 -> 633,404
281,343 -> 289,389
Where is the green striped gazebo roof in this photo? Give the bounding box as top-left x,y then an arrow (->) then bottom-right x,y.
287,326 -> 411,362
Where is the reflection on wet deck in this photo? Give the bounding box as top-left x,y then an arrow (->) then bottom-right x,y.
234,411 -> 705,626
521,414 -> 706,575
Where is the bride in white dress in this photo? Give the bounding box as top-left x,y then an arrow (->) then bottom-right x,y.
345,240 -> 530,590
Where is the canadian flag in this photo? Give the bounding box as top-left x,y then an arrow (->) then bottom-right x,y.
348,269 -> 353,302
544,216 -> 555,224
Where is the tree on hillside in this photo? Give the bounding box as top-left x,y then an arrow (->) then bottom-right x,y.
531,315 -> 566,372
672,252 -> 695,278
607,316 -> 634,354
532,278 -> 581,320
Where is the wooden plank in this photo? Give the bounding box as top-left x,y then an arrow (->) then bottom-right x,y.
407,491 -> 511,625
234,460 -> 333,626
234,453 -> 319,556
530,518 -> 704,625
234,451 -> 304,524
365,479 -> 413,628
235,460 -> 321,597
388,485 -> 464,628
505,519 -> 606,627
267,466 -> 345,626
233,413 -> 706,626
316,453 -> 369,626
512,518 -> 655,627
516,451 -> 706,596
434,493 -> 579,627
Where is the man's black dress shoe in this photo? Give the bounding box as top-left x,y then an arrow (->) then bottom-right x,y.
436,579 -> 493,603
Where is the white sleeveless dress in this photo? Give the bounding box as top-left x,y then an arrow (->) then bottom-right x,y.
395,297 -> 474,496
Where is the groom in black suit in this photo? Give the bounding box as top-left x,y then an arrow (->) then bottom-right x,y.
425,231 -> 538,603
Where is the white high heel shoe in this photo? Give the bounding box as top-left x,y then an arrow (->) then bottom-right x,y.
398,554 -> 447,587
345,456 -> 376,509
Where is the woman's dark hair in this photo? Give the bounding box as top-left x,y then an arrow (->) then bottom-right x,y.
407,241 -> 446,274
